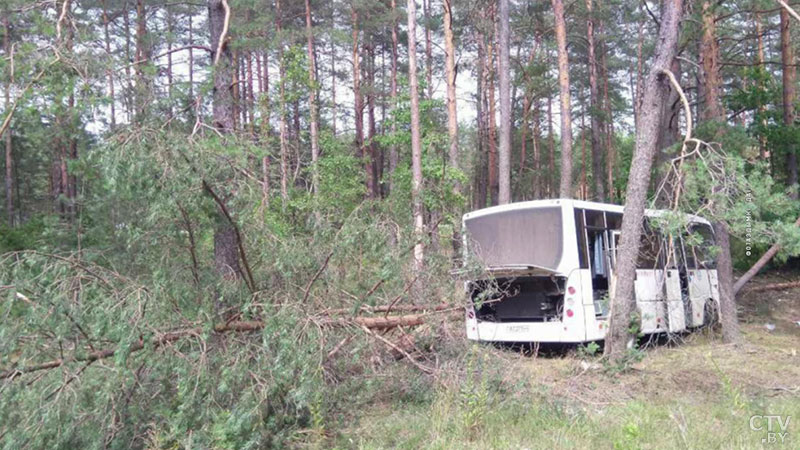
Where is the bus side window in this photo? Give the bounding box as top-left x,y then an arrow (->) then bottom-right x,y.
690,223 -> 717,269
637,221 -> 665,269
575,209 -> 589,269
606,212 -> 622,230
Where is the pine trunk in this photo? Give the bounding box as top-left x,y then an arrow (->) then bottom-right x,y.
586,0 -> 605,201
497,0 -> 512,204
781,9 -> 797,198
407,0 -> 425,276
209,0 -> 242,281
605,0 -> 683,361
305,0 -> 320,195
553,0 -> 573,198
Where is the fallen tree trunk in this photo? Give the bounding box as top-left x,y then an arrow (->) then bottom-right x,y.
0,313 -> 435,380
322,303 -> 453,316
743,280 -> 800,293
733,216 -> 800,296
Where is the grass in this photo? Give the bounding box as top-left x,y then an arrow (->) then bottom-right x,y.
331,278 -> 800,449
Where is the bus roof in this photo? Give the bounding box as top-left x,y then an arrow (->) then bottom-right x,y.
462,199 -> 711,226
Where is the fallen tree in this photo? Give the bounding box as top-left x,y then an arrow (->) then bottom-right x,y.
0,312 -> 451,380
733,216 -> 800,296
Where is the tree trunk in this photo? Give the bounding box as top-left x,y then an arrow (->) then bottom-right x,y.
305,0 -> 320,195
443,0 -> 459,179
423,0 -> 433,99
475,30 -> 487,209
781,9 -> 798,199
209,0 -> 241,281
444,0 -> 461,259
277,0 -> 289,202
352,7 -> 366,196
389,0 -> 399,191
123,2 -> 133,121
604,0 -> 683,361
548,95 -> 556,196
188,13 -> 194,102
134,0 -> 149,122
3,14 -> 12,226
497,0 -> 512,204
330,38 -> 337,137
366,39 -> 379,198
487,7 -> 498,205
700,0 -> 723,122
102,0 -> 115,129
553,0 -> 573,198
714,221 -> 741,343
700,0 -> 741,344
407,0 -> 425,276
210,0 -> 233,132
586,0 -> 605,201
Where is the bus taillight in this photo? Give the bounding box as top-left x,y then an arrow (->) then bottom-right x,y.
568,286 -> 576,295
566,309 -> 574,318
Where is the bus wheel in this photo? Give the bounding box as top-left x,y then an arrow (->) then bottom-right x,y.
702,299 -> 719,328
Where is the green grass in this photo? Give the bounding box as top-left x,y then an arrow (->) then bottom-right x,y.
344,389 -> 799,449
333,324 -> 800,449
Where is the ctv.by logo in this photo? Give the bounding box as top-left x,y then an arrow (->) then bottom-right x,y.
750,415 -> 791,444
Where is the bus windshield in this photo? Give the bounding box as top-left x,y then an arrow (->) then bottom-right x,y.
464,206 -> 563,272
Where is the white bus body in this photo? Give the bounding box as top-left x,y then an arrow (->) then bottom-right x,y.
464,199 -> 719,344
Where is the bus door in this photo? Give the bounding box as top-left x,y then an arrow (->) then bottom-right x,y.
678,232 -> 712,327
663,235 -> 686,332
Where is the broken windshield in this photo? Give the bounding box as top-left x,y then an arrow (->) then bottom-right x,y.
464,206 -> 563,272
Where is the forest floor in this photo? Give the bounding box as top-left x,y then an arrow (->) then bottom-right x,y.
337,272 -> 800,449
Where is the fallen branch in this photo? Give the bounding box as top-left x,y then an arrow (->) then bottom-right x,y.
1,314 -> 431,380
302,251 -> 333,303
776,0 -> 800,22
360,326 -> 434,374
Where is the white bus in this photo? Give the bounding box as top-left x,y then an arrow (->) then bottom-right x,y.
463,199 -> 719,343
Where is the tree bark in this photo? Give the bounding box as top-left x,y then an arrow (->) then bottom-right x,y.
277,0 -> 289,202
781,9 -> 798,198
102,0 -> 115,129
443,0 -> 459,178
210,0 -> 233,132
700,0 -> 723,122
209,0 -> 242,282
714,221 -> 741,343
700,0 -> 741,344
548,94 -> 556,196
389,0 -> 399,191
487,7 -> 498,205
475,29 -> 487,209
497,0 -> 512,204
553,0 -> 573,198
305,0 -> 320,195
134,0 -> 149,122
407,0 -> 425,276
586,0 -> 605,201
423,0 -> 433,99
605,0 -> 683,361
3,14 -> 13,226
352,6 -> 366,197
366,39 -> 379,198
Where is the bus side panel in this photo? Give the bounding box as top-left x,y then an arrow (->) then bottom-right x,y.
634,270 -> 662,333
666,269 -> 686,332
582,268 -> 608,341
689,269 -> 713,326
